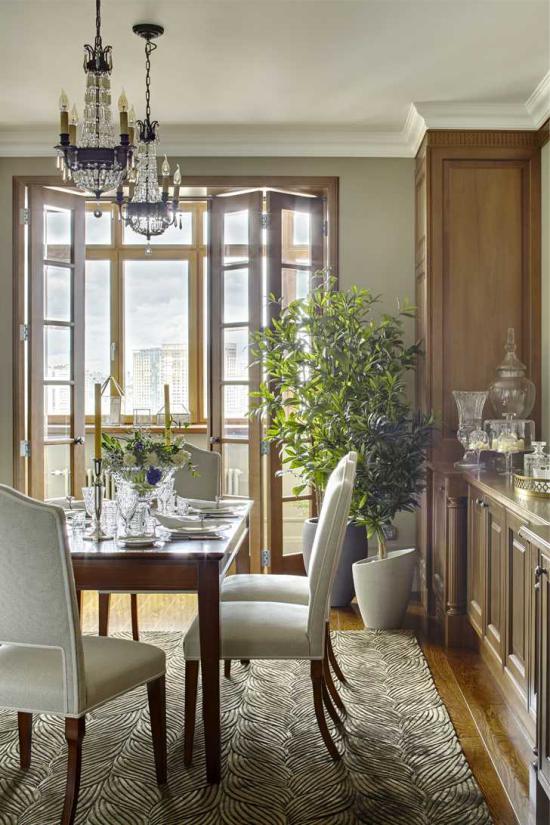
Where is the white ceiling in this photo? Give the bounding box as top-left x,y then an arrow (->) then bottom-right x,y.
0,0 -> 548,156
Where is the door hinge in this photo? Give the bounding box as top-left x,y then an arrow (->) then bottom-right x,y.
322,219 -> 329,237
19,323 -> 29,342
20,208 -> 30,226
19,440 -> 31,458
261,547 -> 271,568
260,212 -> 270,229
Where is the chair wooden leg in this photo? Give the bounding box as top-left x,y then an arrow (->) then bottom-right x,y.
321,679 -> 342,728
326,621 -> 347,684
147,676 -> 167,785
98,593 -> 110,636
324,654 -> 346,715
18,712 -> 32,771
184,660 -> 199,767
224,659 -> 231,678
131,594 -> 140,641
62,717 -> 85,825
311,661 -> 340,760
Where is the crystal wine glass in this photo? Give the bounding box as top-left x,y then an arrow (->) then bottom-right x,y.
469,428 -> 490,472
116,485 -> 139,537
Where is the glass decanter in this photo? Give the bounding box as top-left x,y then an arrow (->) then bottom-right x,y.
488,328 -> 536,419
453,390 -> 488,468
524,442 -> 548,478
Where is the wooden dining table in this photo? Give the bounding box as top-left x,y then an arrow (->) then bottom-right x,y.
69,505 -> 251,784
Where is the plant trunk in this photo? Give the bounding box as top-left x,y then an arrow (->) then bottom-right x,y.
377,534 -> 387,560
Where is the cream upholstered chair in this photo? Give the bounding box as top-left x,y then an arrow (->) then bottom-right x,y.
220,455 -> 357,698
174,442 -> 221,500
183,452 -> 356,762
123,442 -> 222,641
0,486 -> 167,825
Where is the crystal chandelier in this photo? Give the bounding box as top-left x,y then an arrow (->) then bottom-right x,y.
116,24 -> 181,244
55,0 -> 133,200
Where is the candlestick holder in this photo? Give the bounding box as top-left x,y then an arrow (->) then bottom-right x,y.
84,457 -> 112,542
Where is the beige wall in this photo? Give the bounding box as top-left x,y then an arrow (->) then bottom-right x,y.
0,155 -> 415,542
542,141 -> 550,442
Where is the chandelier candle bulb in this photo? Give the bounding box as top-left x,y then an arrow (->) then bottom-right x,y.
59,89 -> 69,134
94,383 -> 102,460
173,164 -> 181,199
118,90 -> 129,135
128,105 -> 136,144
69,105 -> 79,144
164,384 -> 171,443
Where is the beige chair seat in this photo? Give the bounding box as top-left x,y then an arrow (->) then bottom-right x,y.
221,573 -> 309,605
0,636 -> 165,716
184,601 -> 311,661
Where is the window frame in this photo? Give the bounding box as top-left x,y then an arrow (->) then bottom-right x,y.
84,200 -> 207,426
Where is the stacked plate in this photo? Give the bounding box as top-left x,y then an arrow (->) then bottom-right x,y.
154,513 -> 231,540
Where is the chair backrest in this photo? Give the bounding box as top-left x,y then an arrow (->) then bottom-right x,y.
307,452 -> 357,655
0,485 -> 85,714
174,443 -> 221,500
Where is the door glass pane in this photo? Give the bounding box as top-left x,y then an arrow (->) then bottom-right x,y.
223,384 -> 249,438
123,211 -> 192,245
222,442 -> 249,496
223,209 -> 248,264
44,265 -> 71,322
282,268 -> 311,307
282,209 -> 311,265
44,326 -> 72,379
44,443 -> 71,500
223,268 -> 248,323
85,260 -> 111,414
283,498 -> 310,556
203,257 -> 208,420
45,385 -> 72,438
203,210 -> 209,245
124,260 -> 189,415
45,207 -> 71,262
223,327 -> 249,380
85,209 -> 112,245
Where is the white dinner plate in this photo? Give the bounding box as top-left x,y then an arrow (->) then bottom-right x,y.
118,535 -> 159,548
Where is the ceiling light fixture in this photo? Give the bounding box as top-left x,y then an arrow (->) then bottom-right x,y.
116,23 -> 181,246
55,0 -> 133,202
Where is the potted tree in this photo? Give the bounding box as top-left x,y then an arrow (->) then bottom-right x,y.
251,276 -> 432,617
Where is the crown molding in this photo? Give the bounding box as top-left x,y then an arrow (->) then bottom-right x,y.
1,74 -> 548,158
526,70 -> 550,128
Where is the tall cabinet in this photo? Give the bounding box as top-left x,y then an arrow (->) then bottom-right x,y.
415,130 -> 541,629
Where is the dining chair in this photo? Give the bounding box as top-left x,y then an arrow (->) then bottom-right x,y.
110,442 -> 222,641
220,456 -> 358,702
182,452 -> 356,763
0,485 -> 168,825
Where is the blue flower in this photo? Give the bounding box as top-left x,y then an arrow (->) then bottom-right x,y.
146,467 -> 162,486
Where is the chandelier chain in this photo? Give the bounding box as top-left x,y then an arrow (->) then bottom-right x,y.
144,39 -> 157,125
95,0 -> 102,51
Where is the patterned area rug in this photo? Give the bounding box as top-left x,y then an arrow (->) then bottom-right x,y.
0,631 -> 492,824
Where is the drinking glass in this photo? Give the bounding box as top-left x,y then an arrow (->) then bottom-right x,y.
157,477 -> 175,515
82,486 -> 96,519
116,485 -> 139,537
100,500 -> 118,536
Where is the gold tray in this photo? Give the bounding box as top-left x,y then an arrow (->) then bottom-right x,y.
513,473 -> 550,498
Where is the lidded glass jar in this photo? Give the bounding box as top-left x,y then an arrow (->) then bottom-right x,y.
488,328 -> 536,419
524,442 -> 550,479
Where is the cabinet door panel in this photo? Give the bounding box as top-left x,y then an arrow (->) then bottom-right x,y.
467,487 -> 485,636
485,499 -> 505,664
504,512 -> 529,702
537,551 -> 550,794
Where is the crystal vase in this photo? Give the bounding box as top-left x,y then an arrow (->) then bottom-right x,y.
453,390 -> 488,468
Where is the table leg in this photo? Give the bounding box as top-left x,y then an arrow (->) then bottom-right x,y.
197,559 -> 221,784
98,593 -> 111,636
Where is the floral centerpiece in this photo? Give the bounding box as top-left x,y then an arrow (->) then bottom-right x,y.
102,431 -> 194,497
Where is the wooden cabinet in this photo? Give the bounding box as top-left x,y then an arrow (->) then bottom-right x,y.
485,498 -> 505,665
504,511 -> 531,705
467,487 -> 485,637
537,548 -> 550,800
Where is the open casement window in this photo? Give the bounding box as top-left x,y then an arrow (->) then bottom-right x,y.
28,187 -> 86,500
264,191 -> 325,574
209,191 -> 263,569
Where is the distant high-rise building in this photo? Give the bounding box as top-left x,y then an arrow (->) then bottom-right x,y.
131,344 -> 189,414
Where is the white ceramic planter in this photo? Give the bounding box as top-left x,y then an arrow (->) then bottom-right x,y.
353,547 -> 417,629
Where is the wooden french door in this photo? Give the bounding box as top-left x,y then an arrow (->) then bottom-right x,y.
209,191 -> 263,571
28,187 -> 86,500
265,192 -> 325,573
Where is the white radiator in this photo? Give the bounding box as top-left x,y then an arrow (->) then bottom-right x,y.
225,467 -> 243,496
